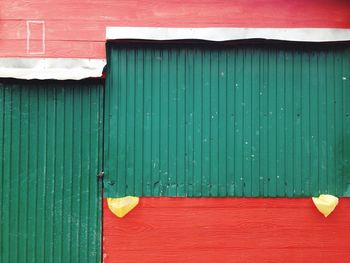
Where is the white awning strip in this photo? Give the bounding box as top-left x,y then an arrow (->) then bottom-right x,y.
0,58 -> 106,80
1,27 -> 349,80
106,27 -> 350,42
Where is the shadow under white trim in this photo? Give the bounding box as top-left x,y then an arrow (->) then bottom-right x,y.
106,27 -> 350,42
0,58 -> 106,80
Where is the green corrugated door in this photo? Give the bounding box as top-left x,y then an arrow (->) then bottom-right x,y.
0,79 -> 103,263
105,42 -> 350,197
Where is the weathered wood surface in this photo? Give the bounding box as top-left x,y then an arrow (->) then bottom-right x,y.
103,197 -> 350,263
1,0 -> 350,58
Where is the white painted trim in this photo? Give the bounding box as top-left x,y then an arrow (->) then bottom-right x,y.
0,58 -> 106,80
106,27 -> 350,42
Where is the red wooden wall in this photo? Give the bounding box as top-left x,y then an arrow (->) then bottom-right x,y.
1,0 -> 350,59
103,198 -> 350,263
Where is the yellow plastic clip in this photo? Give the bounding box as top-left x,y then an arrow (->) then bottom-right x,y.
312,194 -> 339,218
107,196 -> 139,218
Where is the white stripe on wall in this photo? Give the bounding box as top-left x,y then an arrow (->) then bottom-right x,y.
106,27 -> 350,42
2,27 -> 349,80
0,58 -> 106,80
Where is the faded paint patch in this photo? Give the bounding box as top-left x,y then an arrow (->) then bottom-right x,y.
26,20 -> 45,55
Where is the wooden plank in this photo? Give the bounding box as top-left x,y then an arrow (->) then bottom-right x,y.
0,39 -> 105,58
1,0 -> 350,27
0,20 -> 106,41
1,0 -> 350,59
103,197 -> 350,263
104,248 -> 350,263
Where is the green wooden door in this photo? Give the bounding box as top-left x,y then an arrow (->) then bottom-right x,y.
0,79 -> 103,263
105,42 -> 350,198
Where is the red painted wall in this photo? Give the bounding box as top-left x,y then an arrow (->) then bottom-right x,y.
103,198 -> 350,263
1,0 -> 350,58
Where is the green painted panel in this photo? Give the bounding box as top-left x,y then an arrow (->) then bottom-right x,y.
105,42 -> 350,197
0,79 -> 103,263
